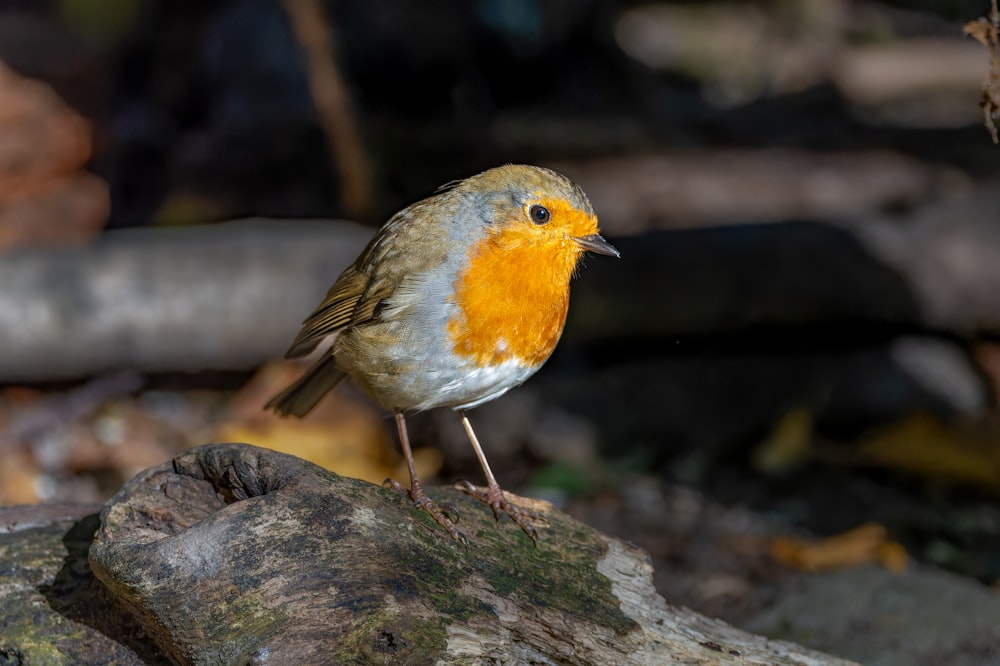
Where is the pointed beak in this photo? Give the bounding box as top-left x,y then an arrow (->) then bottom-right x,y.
574,233 -> 620,258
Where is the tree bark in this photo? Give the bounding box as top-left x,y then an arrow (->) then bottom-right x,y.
75,443 -> 850,665
0,503 -> 168,664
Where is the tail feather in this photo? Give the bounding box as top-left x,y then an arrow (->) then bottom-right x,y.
265,356 -> 347,417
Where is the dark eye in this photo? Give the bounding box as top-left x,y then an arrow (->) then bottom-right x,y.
529,204 -> 550,224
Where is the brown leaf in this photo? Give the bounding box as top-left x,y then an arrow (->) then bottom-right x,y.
964,19 -> 993,48
770,523 -> 908,573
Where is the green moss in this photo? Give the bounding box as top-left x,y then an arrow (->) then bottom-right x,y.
381,540 -> 487,623
200,593 -> 291,664
356,482 -> 638,640
334,609 -> 450,665
0,519 -> 152,664
482,515 -> 637,635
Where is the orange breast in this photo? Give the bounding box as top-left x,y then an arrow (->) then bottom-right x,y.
447,223 -> 580,368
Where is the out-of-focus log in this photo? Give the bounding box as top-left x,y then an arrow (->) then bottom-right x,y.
0,219 -> 371,381
2,185 -> 1000,383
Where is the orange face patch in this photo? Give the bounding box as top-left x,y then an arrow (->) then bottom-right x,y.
532,194 -> 601,239
447,196 -> 597,367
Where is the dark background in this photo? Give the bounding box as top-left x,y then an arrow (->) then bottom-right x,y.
1,1 -> 999,662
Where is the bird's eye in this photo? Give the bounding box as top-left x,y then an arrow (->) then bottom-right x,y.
529,204 -> 550,224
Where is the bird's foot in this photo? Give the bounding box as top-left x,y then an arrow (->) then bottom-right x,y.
455,480 -> 540,545
384,478 -> 468,546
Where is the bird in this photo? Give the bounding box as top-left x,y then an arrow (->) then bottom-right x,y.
265,164 -> 618,543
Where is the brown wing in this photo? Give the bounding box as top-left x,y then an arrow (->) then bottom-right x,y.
284,265 -> 368,358
282,206 -> 423,359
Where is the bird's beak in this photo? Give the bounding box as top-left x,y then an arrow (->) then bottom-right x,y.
574,233 -> 620,258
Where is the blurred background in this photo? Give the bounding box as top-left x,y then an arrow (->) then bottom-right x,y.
2,0 -> 1000,662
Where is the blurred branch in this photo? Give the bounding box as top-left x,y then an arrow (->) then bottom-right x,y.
558,152 -> 960,234
0,219 -> 370,381
283,0 -> 373,218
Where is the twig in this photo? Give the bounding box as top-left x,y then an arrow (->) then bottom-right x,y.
283,0 -> 373,217
964,0 -> 1000,143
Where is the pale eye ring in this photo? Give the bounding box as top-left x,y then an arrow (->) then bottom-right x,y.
529,204 -> 551,224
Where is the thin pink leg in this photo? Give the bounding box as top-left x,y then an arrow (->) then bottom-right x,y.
455,410 -> 539,544
383,411 -> 467,544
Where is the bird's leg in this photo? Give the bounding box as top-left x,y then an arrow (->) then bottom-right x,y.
454,409 -> 539,544
384,411 -> 467,545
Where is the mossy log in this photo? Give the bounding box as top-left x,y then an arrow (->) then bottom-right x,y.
0,503 -> 166,664
3,444 -> 853,665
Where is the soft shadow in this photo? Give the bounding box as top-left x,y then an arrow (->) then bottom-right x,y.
39,514 -> 172,665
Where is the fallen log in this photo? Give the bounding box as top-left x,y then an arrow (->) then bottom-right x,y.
73,443 -> 850,665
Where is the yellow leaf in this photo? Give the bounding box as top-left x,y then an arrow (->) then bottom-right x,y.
214,363 -> 443,484
752,408 -> 813,474
855,413 -> 1000,489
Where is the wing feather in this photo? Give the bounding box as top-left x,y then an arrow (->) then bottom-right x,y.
283,207 -> 420,358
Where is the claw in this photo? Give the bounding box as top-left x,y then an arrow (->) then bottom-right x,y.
441,502 -> 462,524
456,480 -> 540,545
383,478 -> 406,492
385,477 -> 468,546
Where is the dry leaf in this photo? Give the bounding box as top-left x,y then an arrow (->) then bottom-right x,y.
0,450 -> 40,504
964,19 -> 992,48
770,523 -> 908,573
752,408 -> 813,474
853,412 -> 1000,490
216,363 -> 443,484
965,0 -> 1000,143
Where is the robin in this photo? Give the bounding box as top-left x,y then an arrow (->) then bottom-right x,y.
266,164 -> 618,543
